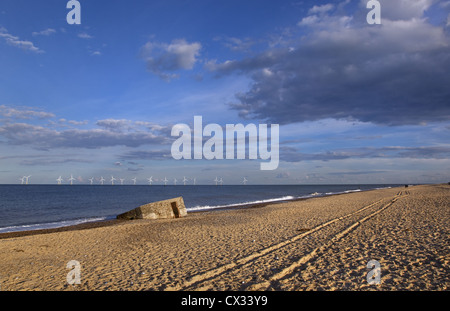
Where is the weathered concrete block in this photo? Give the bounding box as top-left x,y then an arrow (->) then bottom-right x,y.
117,197 -> 187,220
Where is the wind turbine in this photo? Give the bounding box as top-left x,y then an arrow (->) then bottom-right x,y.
183,176 -> 188,186
99,176 -> 105,185
120,178 -> 125,185
68,175 -> 75,185
242,177 -> 248,185
163,177 -> 168,186
174,178 -> 177,186
193,178 -> 196,186
214,177 -> 219,186
19,176 -> 25,185
132,177 -> 137,185
147,176 -> 153,185
110,175 -> 116,185
57,176 -> 63,185
219,177 -> 223,186
88,177 -> 94,185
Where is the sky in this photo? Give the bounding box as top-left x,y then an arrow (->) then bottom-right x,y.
0,0 -> 449,185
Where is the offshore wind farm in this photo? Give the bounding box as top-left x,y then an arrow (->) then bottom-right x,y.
17,175 -> 234,186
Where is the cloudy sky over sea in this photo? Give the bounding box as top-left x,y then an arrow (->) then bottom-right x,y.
0,0 -> 449,185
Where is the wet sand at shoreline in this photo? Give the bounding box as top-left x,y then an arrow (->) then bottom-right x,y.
0,184 -> 448,291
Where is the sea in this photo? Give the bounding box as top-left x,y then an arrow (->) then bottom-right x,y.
0,184 -> 400,234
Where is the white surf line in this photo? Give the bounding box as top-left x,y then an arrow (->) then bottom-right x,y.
247,194 -> 407,291
167,196 -> 389,291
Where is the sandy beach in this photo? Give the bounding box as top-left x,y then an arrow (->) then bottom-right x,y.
0,184 -> 448,291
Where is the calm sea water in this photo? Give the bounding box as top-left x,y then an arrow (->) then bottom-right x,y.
0,184 -> 399,233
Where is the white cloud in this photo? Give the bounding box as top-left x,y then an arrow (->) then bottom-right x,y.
308,4 -> 334,15
96,119 -> 131,131
59,119 -> 88,126
297,8 -> 353,29
298,15 -> 319,26
366,0 -> 434,21
141,38 -> 201,81
0,27 -> 43,53
0,105 -> 55,119
78,32 -> 93,39
166,39 -> 201,69
32,28 -> 56,36
214,36 -> 256,52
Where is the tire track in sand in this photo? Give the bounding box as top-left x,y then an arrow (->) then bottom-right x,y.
247,193 -> 408,290
167,195 -> 399,291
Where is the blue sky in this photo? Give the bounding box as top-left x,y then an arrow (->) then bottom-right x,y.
0,0 -> 449,185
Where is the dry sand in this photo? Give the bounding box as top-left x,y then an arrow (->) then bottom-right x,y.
0,184 -> 448,291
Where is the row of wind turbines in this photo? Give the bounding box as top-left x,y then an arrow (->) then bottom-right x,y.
46,175 -> 249,186
19,175 -> 32,185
